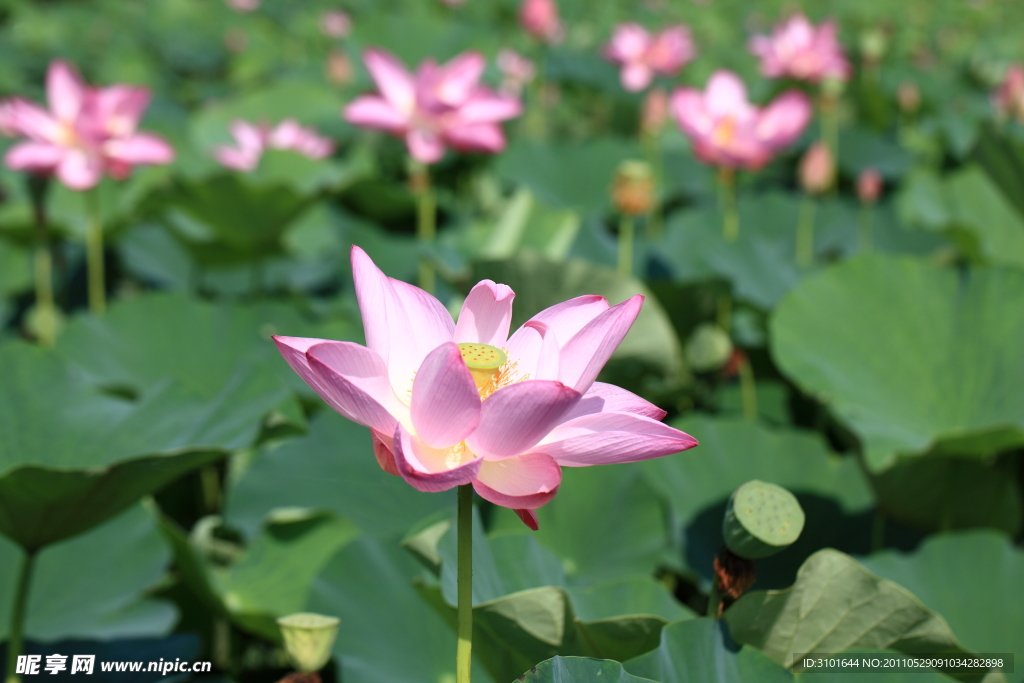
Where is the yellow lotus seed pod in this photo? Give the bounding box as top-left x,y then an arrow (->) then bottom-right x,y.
277,612 -> 340,674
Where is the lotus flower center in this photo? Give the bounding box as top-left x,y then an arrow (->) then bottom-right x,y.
55,121 -> 80,147
712,116 -> 737,146
458,342 -> 512,399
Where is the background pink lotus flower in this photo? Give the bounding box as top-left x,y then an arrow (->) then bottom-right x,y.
226,0 -> 259,12
273,247 -> 697,528
319,10 -> 351,39
993,64 -> 1024,122
749,14 -> 850,83
520,0 -> 563,44
671,70 -> 812,170
344,48 -> 522,164
215,118 -> 334,171
497,49 -> 536,97
604,23 -> 696,92
0,60 -> 174,190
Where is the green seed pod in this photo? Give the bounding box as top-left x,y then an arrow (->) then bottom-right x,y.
685,323 -> 733,372
277,612 -> 340,674
722,480 -> 805,560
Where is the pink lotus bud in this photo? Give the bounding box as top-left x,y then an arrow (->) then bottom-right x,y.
857,168 -> 882,205
799,142 -> 834,195
993,64 -> 1024,122
897,81 -> 921,114
326,49 -> 354,86
640,87 -> 669,135
320,10 -> 351,39
520,0 -> 563,44
612,160 -> 655,216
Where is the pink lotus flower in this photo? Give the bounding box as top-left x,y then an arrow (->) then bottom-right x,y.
993,64 -> 1024,122
0,61 -> 174,190
497,49 -> 536,97
520,0 -> 563,44
344,49 -> 522,165
670,70 -> 812,170
273,247 -> 698,528
214,118 -> 334,171
226,0 -> 259,12
749,14 -> 850,83
604,24 -> 696,92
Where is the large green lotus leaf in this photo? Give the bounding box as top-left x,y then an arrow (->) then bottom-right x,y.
159,511 -> 357,641
837,128 -> 914,179
642,415 -> 875,589
459,188 -> 582,265
868,455 -> 1022,535
472,251 -> 683,386
489,463 -> 677,584
858,531 -> 1024,666
407,511 -> 692,683
518,657 -> 658,683
0,503 -> 175,642
658,194 -> 943,311
55,291 -> 350,404
624,618 -> 794,683
225,413 -> 454,540
971,125 -> 1024,219
495,138 -> 642,214
308,535 -> 495,683
0,342 -> 249,550
944,165 -> 1024,269
770,255 -> 1024,472
724,549 -> 1006,683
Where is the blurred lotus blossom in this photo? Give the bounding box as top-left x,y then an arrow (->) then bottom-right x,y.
799,141 -> 834,194
320,10 -> 351,39
226,0 -> 259,11
0,60 -> 174,190
344,48 -> 522,164
225,0 -> 258,11
993,64 -> 1024,122
749,14 -> 850,83
640,87 -> 669,135
604,24 -> 696,92
520,0 -> 563,44
274,247 -> 697,526
497,49 -> 536,97
671,70 -> 811,170
857,168 -> 882,205
215,118 -> 334,171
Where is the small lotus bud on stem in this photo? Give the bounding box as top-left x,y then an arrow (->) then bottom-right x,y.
857,168 -> 882,205
798,142 -> 834,195
897,81 -> 921,115
711,544 -> 757,616
276,674 -> 321,683
859,27 -> 887,67
326,49 -> 353,86
686,323 -> 733,373
612,160 -> 655,216
640,88 -> 669,137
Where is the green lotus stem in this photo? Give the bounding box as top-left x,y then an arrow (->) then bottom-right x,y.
858,206 -> 874,253
412,163 -> 436,295
456,485 -> 473,683
871,509 -> 886,552
706,581 -> 721,619
718,167 -> 738,242
5,550 -> 36,683
528,49 -> 548,140
716,294 -> 732,333
617,214 -> 635,277
84,190 -> 105,314
642,133 -> 663,239
796,195 -> 816,267
738,355 -> 758,421
29,186 -> 57,347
